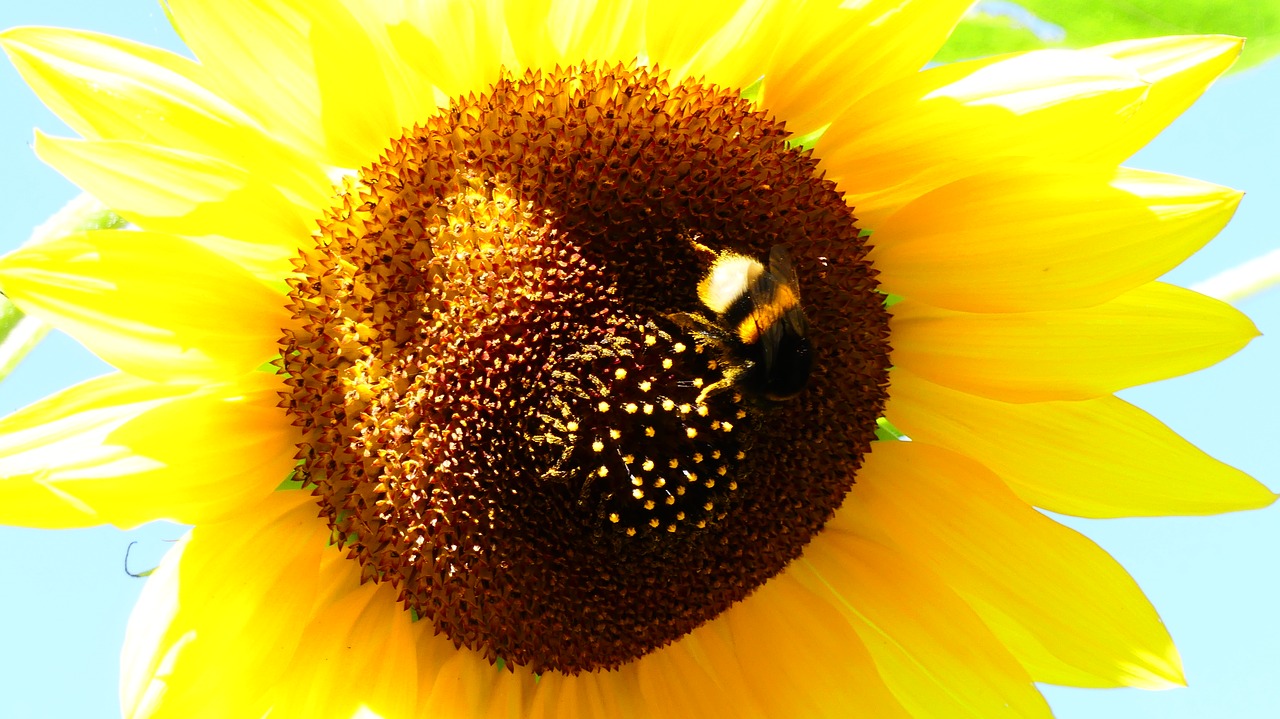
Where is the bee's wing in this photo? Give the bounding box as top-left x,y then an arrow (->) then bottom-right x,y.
749,256 -> 783,374
768,245 -> 808,336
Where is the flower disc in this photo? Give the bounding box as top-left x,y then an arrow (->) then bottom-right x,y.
282,63 -> 891,673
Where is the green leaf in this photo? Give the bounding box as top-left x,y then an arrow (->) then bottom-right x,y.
0,295 -> 50,383
0,193 -> 126,382
874,417 -> 908,441
935,0 -> 1280,71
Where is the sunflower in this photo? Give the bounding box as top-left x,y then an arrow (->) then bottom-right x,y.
1,0 -> 1275,716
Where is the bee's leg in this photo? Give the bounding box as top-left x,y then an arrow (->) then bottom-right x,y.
688,237 -> 719,260
695,364 -> 747,405
665,310 -> 721,339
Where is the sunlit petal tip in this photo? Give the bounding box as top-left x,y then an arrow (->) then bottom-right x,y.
842,441 -> 1188,689
1084,35 -> 1246,163
891,283 -> 1261,403
872,166 -> 1247,312
1094,34 -> 1244,81
886,370 -> 1278,518
819,49 -> 1154,227
0,228 -> 289,383
0,371 -> 291,530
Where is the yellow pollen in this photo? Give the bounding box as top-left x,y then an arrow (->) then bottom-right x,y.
679,404 -> 692,414
633,488 -> 644,499
662,358 -> 673,369
625,403 -> 639,414
692,378 -> 704,388
632,477 -> 644,487
592,440 -> 604,452
614,368 -> 628,380
639,380 -> 653,392
597,401 -> 610,412
644,335 -> 657,346
598,466 -> 609,477
642,459 -> 655,471
662,399 -> 675,411
654,477 -> 666,488
643,404 -> 654,414
609,513 -> 620,523
711,421 -> 721,430
622,454 -> 635,464
611,429 -> 622,440
697,405 -> 709,417
673,342 -> 686,353
566,421 -> 579,432
686,427 -> 698,438
722,422 -> 734,432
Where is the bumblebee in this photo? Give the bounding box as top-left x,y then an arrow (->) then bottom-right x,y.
669,243 -> 813,403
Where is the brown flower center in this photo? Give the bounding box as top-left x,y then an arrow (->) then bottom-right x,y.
281,63 -> 890,674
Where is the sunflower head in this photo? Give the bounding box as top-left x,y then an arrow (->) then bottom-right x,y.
282,61 -> 890,672
0,1 -> 1273,716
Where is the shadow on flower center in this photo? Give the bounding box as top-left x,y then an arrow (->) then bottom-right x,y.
281,62 -> 892,674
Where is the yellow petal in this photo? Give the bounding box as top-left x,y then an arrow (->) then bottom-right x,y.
634,621 -> 765,719
840,441 -> 1185,688
801,535 -> 1052,717
872,166 -> 1241,312
121,492 -> 328,719
885,369 -> 1276,517
753,0 -> 975,135
644,0 -> 775,91
530,668 -> 645,719
163,0 -> 326,161
35,133 -> 314,271
380,0 -> 510,105
723,570 -> 911,718
890,282 -> 1259,402
1085,35 -> 1243,163
0,371 -> 292,529
818,49 -> 1148,228
415,626 -> 538,719
502,0 -> 646,71
1,27 -> 249,149
0,26 -> 332,207
302,0 -> 405,168
0,229 -> 289,383
269,583 -> 419,719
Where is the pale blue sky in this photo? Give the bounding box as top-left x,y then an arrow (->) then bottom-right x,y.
1,2 -> 1278,718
